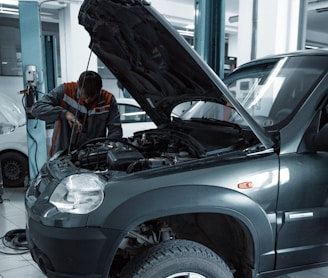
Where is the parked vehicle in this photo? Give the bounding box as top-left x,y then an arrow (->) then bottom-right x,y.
0,92 -> 28,187
116,98 -> 156,137
25,1 -> 328,278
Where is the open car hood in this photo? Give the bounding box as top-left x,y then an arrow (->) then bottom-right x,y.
79,0 -> 276,149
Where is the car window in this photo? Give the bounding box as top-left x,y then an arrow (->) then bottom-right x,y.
223,56 -> 328,127
173,56 -> 328,128
118,104 -> 152,123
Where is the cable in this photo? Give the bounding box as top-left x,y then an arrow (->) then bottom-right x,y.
0,229 -> 29,255
22,94 -> 39,176
68,43 -> 95,154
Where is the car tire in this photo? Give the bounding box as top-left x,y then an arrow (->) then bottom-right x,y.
120,239 -> 233,278
0,152 -> 28,187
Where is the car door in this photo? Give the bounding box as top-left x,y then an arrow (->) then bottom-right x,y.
275,103 -> 328,269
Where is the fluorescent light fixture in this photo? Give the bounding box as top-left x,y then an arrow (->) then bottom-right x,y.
0,0 -> 18,5
0,6 -> 18,15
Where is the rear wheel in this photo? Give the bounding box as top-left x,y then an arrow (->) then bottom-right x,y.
0,152 -> 28,187
120,239 -> 233,278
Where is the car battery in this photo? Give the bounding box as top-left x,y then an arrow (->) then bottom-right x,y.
107,147 -> 144,170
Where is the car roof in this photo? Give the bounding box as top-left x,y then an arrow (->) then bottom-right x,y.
235,48 -> 328,70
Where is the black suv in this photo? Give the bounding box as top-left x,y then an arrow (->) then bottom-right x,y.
25,1 -> 328,277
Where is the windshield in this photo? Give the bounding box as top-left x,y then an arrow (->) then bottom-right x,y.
177,55 -> 328,128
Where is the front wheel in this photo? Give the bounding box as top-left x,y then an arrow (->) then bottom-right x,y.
0,152 -> 28,187
120,239 -> 233,278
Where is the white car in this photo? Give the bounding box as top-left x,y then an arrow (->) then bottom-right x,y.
116,98 -> 156,137
0,92 -> 28,187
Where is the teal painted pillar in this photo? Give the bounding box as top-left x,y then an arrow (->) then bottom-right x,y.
194,0 -> 225,78
19,1 -> 47,181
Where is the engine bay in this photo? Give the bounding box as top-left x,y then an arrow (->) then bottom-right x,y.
72,130 -> 203,172
70,124 -> 246,174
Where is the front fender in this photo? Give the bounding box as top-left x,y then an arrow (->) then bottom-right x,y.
102,185 -> 275,272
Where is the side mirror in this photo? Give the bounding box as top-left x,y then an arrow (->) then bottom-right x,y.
314,124 -> 328,151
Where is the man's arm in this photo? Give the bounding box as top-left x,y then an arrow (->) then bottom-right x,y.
31,84 -> 68,122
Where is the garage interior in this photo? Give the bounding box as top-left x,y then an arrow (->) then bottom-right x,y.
1,0 -> 328,277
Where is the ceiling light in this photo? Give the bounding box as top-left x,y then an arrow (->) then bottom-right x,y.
0,0 -> 18,6
0,6 -> 18,15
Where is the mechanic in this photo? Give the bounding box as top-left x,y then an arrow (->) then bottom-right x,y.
31,70 -> 123,156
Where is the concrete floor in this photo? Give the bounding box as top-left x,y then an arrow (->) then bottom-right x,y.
1,187 -> 328,278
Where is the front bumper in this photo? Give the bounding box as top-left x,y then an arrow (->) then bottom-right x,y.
27,218 -> 121,278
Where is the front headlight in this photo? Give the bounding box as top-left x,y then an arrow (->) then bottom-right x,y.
0,123 -> 15,134
50,173 -> 105,214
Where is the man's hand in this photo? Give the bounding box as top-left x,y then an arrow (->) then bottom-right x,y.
65,111 -> 83,133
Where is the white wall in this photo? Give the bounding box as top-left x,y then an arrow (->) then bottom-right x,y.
150,0 -> 194,24
227,33 -> 238,59
58,2 -> 98,83
234,0 -> 308,66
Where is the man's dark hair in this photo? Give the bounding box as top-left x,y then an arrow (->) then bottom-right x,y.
78,71 -> 102,97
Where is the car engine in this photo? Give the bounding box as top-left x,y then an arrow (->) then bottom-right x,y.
71,129 -> 205,174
